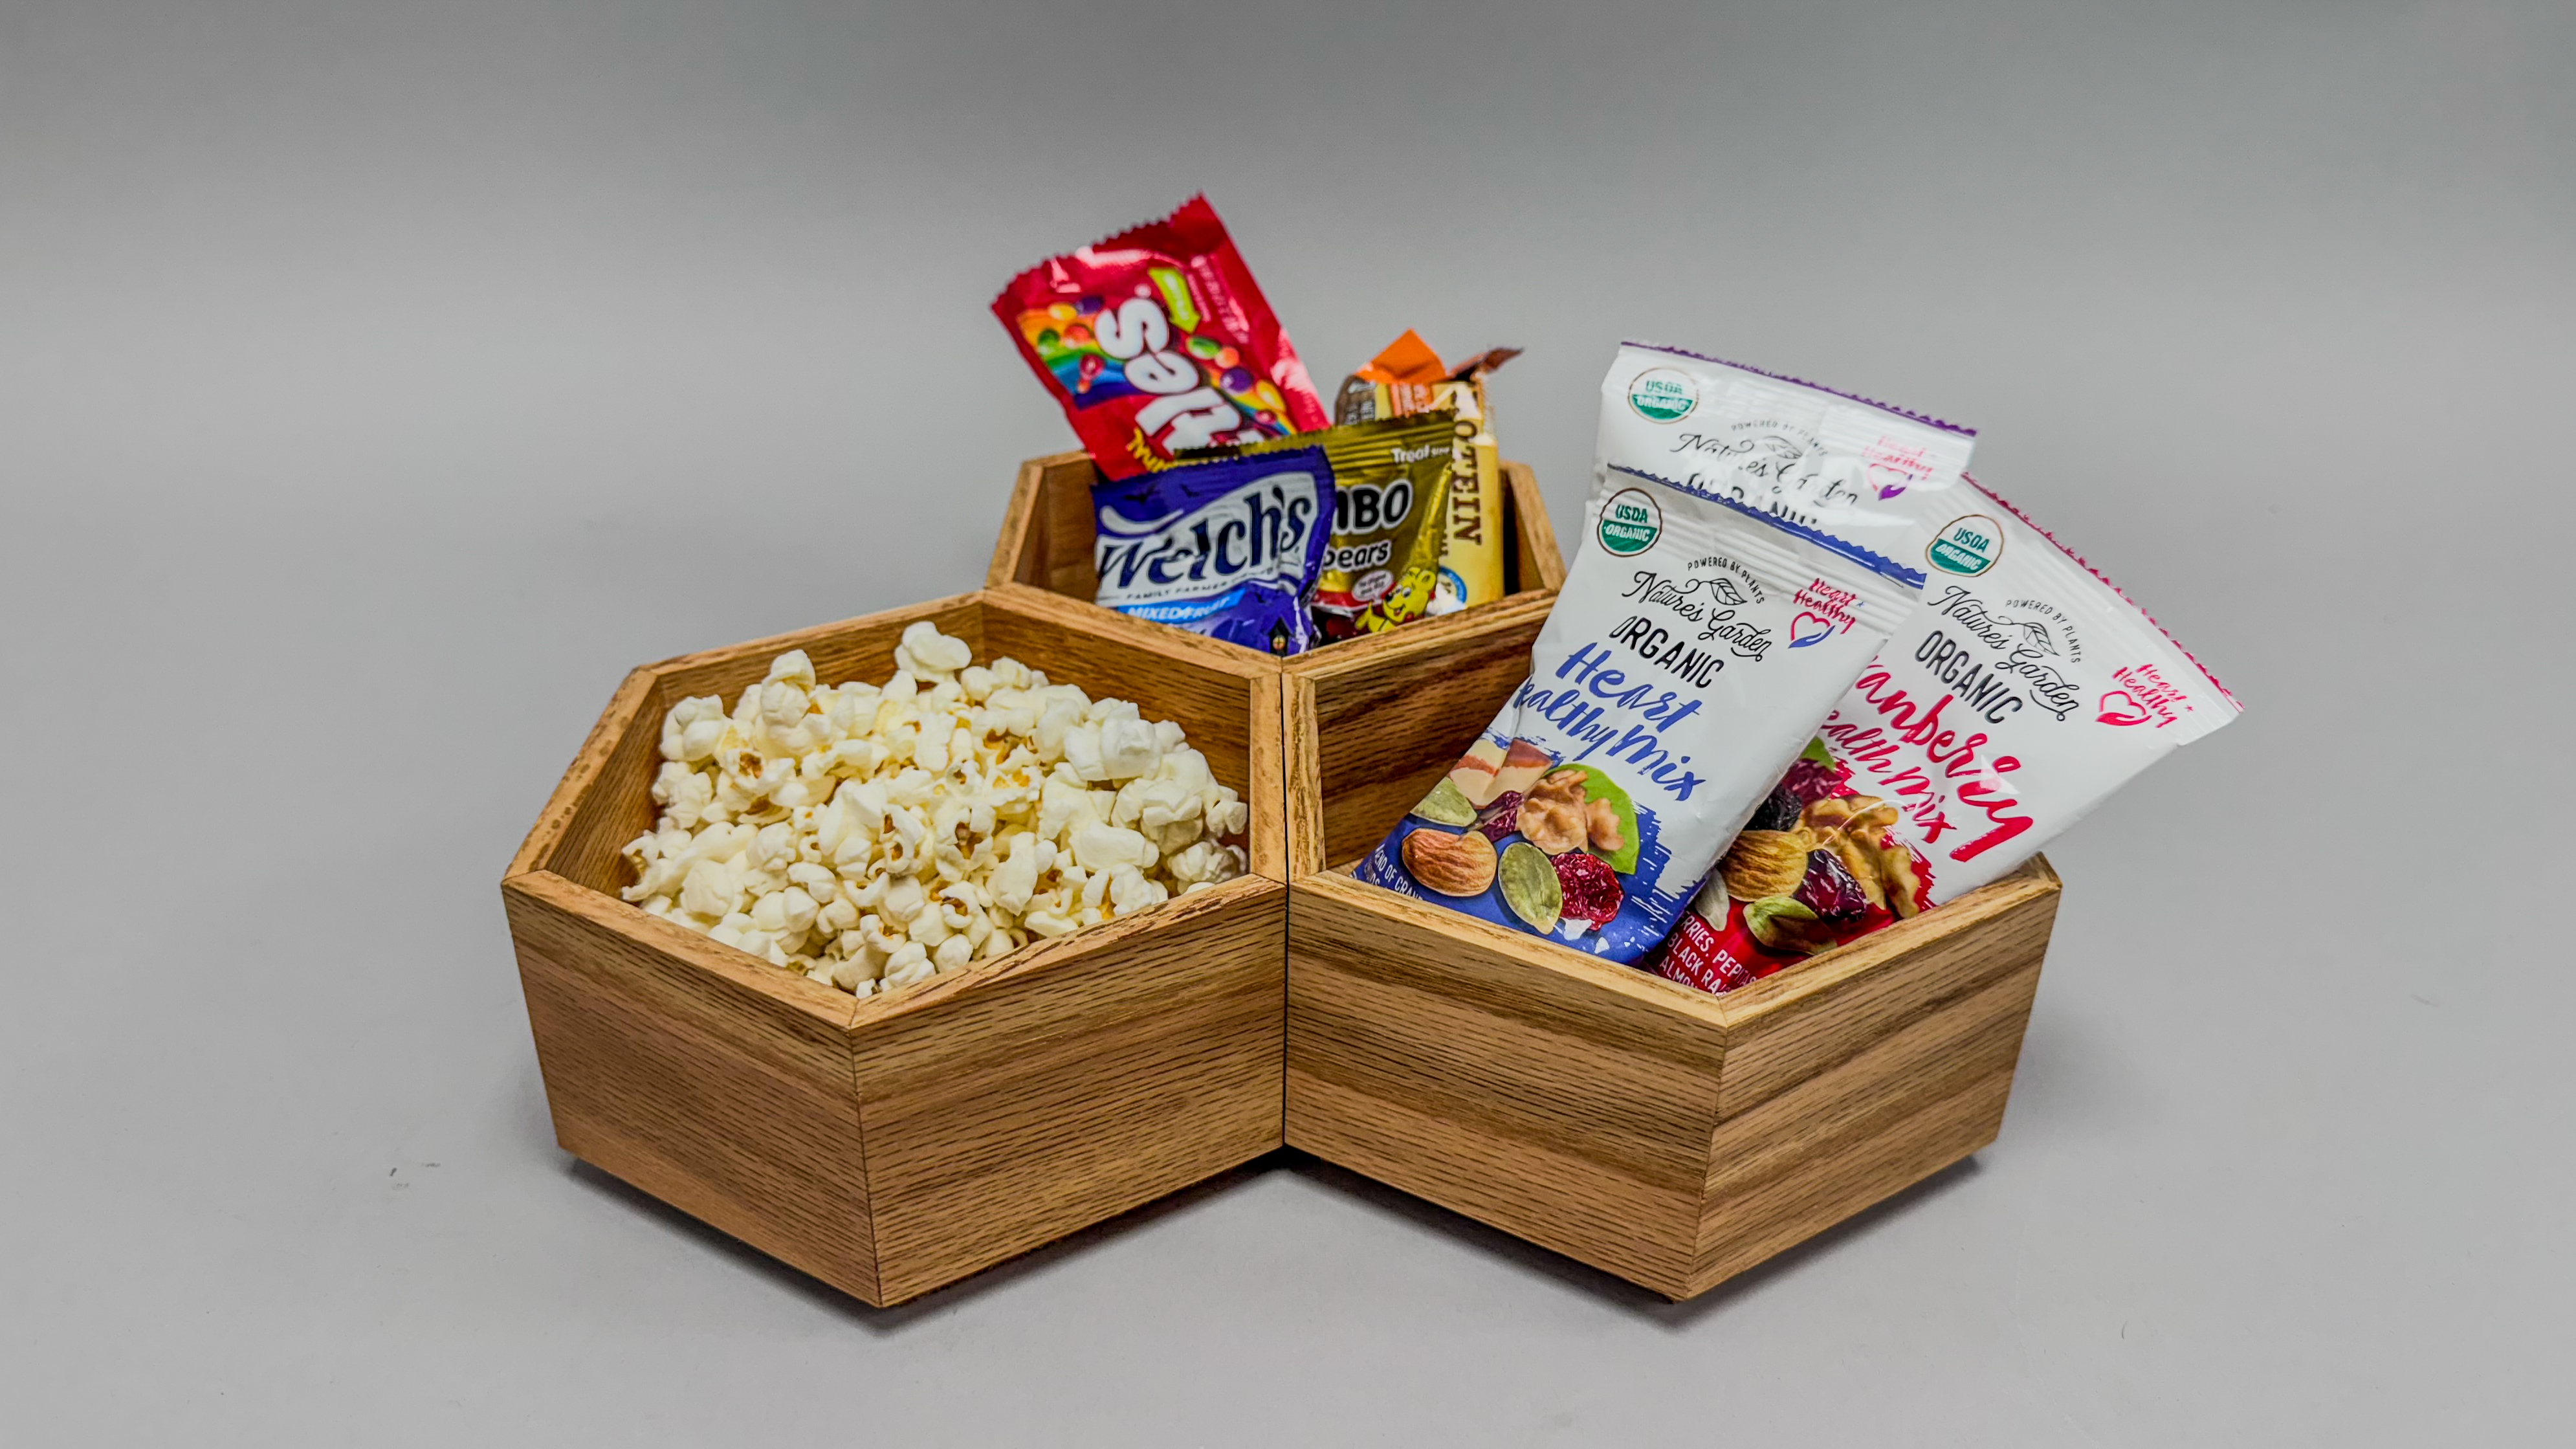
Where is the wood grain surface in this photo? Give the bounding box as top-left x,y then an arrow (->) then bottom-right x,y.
848,874 -> 1287,1304
1284,593 -> 1552,871
1281,852 -> 2062,1299
1287,871 -> 1730,1293
501,588 -> 1297,1306
503,869 -> 875,1301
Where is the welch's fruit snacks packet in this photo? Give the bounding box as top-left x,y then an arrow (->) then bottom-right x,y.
1596,342 -> 1977,561
1657,478 -> 2241,993
1352,463 -> 1923,962
1088,446 -> 1333,656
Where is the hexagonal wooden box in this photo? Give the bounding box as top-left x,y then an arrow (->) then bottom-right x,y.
985,448 -> 1568,674
1281,650 -> 2064,1301
501,588 -> 1288,1306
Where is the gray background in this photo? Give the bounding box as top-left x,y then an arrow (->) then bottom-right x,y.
4,1 -> 2569,1443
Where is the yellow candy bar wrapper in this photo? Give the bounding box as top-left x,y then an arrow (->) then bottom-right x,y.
1233,410 -> 1457,641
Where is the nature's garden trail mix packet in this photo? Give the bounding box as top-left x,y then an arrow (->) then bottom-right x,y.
1655,478 -> 2240,993
1596,341 -> 1976,563
1354,462 -> 1922,962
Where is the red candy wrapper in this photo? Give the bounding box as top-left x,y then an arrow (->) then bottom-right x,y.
993,196 -> 1330,478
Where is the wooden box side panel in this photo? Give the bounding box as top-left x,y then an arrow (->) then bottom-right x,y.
501,872 -> 878,1303
1690,957 -> 2043,1294
1288,592 -> 1552,873
988,452 -> 1103,597
514,666 -> 659,893
1712,861 -> 2062,1118
850,878 -> 1288,1304
1285,874 -> 1729,1297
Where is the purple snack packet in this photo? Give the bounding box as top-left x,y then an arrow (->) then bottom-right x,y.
1088,445 -> 1334,656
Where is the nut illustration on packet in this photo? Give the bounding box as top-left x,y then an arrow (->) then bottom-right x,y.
1352,461 -> 1925,961
993,195 -> 1332,478
1655,478 -> 2242,993
1088,447 -> 1335,656
1595,341 -> 1977,562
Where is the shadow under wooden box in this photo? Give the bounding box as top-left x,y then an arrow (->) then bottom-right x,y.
1280,647 -> 2064,1301
501,588 -> 1289,1306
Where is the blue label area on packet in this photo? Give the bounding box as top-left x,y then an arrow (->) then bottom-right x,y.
1090,447 -> 1333,656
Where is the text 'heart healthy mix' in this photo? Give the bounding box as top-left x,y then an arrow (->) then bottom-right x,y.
624,196 -> 2240,1004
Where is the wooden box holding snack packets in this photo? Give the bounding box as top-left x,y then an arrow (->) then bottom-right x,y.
985,448 -> 1568,669
501,588 -> 1288,1307
1279,652 -> 2064,1300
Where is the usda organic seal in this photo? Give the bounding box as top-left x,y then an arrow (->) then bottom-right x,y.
1625,366 -> 1697,423
1927,513 -> 2003,576
1598,487 -> 1662,556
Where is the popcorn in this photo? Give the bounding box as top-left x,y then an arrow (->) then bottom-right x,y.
619,623 -> 1248,998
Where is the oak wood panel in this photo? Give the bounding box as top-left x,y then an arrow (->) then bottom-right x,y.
987,450 -> 1102,598
1289,591 -> 1552,866
502,870 -> 875,1301
512,665 -> 657,890
1691,961 -> 2040,1291
848,876 -> 1287,1303
1286,873 -> 1730,1294
1712,860 -> 2060,1118
1501,461 -> 1567,592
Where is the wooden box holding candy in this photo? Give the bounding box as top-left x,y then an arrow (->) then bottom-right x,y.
1279,652 -> 2064,1300
500,589 -> 1289,1307
985,448 -> 1568,671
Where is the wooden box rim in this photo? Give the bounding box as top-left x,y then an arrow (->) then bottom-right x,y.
504,586 -> 1288,1041
986,448 -> 1569,671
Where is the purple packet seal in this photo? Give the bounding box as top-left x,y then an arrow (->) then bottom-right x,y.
1089,445 -> 1334,656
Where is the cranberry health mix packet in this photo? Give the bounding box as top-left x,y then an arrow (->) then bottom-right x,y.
995,195 -> 1331,478
1352,462 -> 1924,962
1596,342 -> 1977,560
1657,479 -> 2242,993
1088,446 -> 1334,656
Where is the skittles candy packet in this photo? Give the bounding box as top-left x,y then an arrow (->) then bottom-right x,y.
994,196 -> 1330,478
1653,477 -> 2241,994
1088,447 -> 1334,656
1229,411 -> 1457,641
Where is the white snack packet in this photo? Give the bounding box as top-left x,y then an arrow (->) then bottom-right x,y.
1352,463 -> 1924,962
1595,341 -> 1978,558
1658,478 -> 2242,993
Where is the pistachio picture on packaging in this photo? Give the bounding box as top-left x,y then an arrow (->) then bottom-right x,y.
1354,462 -> 1925,961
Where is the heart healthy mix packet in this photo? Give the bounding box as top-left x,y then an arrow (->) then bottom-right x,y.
1354,461 -> 1924,961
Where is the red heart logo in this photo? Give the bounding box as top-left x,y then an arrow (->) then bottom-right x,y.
1788,611 -> 1835,647
2096,690 -> 2150,726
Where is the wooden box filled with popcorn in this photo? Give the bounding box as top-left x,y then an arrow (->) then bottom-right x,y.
501,588 -> 1288,1306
